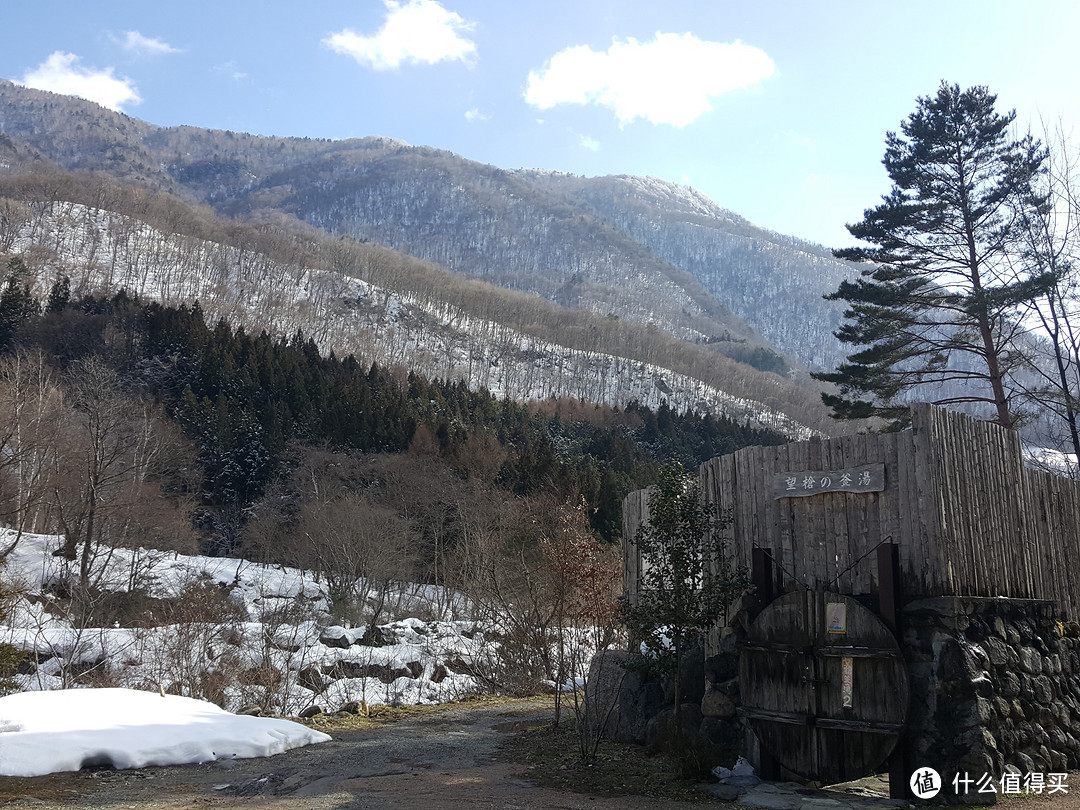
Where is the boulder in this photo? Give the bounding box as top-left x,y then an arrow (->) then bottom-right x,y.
700,715 -> 742,748
585,649 -> 667,745
319,626 -> 354,649
701,684 -> 737,719
298,665 -> 326,693
645,702 -> 704,752
668,641 -> 706,706
357,625 -> 391,647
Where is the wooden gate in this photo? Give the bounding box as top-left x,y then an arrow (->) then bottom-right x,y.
739,590 -> 909,784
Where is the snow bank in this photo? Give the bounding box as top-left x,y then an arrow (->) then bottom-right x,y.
0,687 -> 330,777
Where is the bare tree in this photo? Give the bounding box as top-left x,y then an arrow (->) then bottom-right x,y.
0,351 -> 63,557
52,358 -> 169,587
1014,121 -> 1080,468
299,494 -> 413,627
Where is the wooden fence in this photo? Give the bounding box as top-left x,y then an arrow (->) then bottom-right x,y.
623,403 -> 1080,618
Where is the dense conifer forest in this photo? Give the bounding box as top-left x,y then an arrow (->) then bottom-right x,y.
1,266 -> 784,576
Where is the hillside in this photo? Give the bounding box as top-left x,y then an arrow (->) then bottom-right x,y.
0,80 -> 846,435
0,173 -> 825,436
0,79 -> 856,379
518,172 -> 855,371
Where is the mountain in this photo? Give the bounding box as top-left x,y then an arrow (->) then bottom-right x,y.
517,172 -> 854,371
0,79 -> 854,435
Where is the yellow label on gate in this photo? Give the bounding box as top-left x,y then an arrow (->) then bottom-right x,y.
826,602 -> 847,633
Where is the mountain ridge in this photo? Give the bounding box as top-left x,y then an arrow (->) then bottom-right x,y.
0,79 -> 854,435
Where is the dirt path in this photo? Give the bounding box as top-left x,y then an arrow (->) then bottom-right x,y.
3,698 -> 1080,810
0,698 -> 706,810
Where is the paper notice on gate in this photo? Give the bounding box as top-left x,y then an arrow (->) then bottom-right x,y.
826,602 -> 846,633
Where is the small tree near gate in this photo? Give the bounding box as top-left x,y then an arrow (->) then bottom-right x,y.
619,465 -> 750,755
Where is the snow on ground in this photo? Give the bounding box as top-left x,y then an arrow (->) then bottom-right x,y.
8,201 -> 815,439
0,530 -> 493,718
1024,445 -> 1079,476
0,687 -> 330,777
0,529 -> 608,776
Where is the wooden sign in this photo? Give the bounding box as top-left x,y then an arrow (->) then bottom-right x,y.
772,463 -> 885,499
841,657 -> 854,708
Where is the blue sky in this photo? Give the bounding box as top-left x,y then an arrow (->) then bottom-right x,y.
3,1 -> 1079,248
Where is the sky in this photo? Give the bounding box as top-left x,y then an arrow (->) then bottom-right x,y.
2,1 -> 1080,248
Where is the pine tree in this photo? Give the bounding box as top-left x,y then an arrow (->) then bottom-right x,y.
816,82 -> 1052,429
0,258 -> 37,350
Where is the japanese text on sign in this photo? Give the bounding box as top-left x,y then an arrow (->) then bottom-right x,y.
772,463 -> 885,499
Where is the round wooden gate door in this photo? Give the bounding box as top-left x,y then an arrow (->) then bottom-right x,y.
739,590 -> 908,784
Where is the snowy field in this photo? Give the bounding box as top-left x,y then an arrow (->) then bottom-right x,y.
0,529 -> 537,775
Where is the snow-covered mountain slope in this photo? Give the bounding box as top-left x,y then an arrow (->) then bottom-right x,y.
0,81 -> 848,371
520,172 -> 856,371
8,200 -> 817,437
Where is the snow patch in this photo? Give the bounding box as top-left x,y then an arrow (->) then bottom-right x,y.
0,688 -> 330,777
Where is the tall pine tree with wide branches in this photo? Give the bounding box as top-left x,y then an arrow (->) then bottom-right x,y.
816,82 -> 1052,429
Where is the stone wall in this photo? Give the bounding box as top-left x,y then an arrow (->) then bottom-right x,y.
591,595 -> 1080,802
700,632 -> 742,750
901,597 -> 1080,801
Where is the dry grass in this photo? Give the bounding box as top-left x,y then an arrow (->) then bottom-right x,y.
299,693 -> 549,730
498,719 -> 728,803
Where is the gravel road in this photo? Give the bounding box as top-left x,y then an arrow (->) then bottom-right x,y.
0,698 -> 707,810
2,698 -> 1078,810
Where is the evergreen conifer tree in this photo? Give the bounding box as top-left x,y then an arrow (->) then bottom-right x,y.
816,82 -> 1052,429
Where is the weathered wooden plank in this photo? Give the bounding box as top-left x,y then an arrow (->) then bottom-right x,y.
825,440 -> 842,591
846,433 -> 873,596
868,426 -> 887,596
850,432 -> 869,592
625,403 -> 1080,625
1030,469 -> 1052,603
939,408 -> 963,595
894,424 -> 916,594
820,440 -> 846,591
1002,424 -> 1026,598
910,405 -> 935,596
807,437 -> 827,590
876,429 -> 893,596
621,488 -> 645,603
964,413 -> 983,594
762,444 -> 780,581
776,441 -> 794,591
791,439 -> 811,588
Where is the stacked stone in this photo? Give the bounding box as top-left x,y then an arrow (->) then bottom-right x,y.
902,597 -> 1080,791
700,632 -> 742,750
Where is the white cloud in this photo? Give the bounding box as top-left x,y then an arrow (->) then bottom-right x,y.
19,52 -> 141,112
121,31 -> 180,56
525,33 -> 774,127
465,107 -> 489,123
324,0 -> 476,70
578,134 -> 601,151
214,61 -> 248,82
